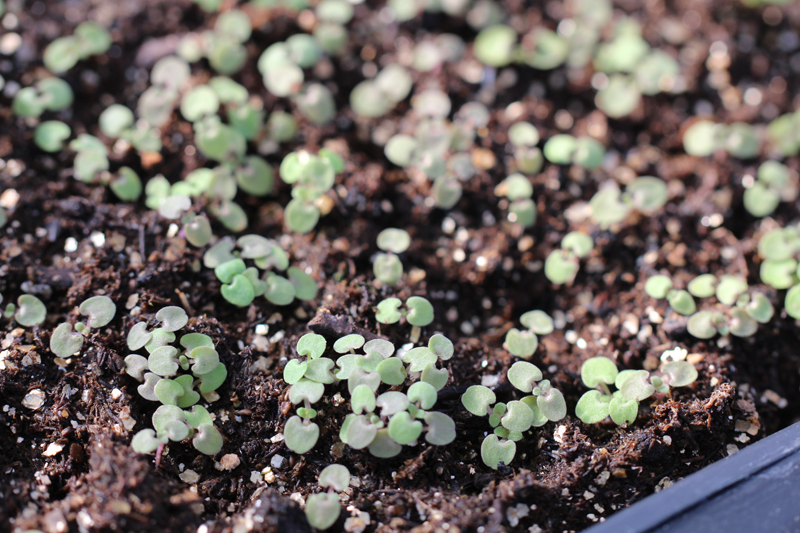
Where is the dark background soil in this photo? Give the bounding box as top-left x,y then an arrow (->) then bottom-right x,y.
1,0 -> 800,532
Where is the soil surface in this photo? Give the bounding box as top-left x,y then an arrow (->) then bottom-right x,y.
1,1 -> 800,533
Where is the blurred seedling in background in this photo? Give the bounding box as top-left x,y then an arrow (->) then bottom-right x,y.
43,21 -> 112,73
504,310 -> 554,359
544,231 -> 594,285
588,176 -> 668,227
742,161 -> 797,218
373,228 -> 411,286
645,274 -> 773,338
683,119 -> 760,159
279,149 -> 343,233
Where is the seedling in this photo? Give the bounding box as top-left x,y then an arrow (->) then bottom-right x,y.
743,161 -> 797,218
494,174 -> 536,228
504,310 -> 554,359
43,21 -> 112,73
305,464 -> 350,530
14,295 -> 47,326
349,64 -> 412,118
373,228 -> 411,286
683,120 -> 760,159
543,134 -> 605,170
462,361 -> 566,469
588,177 -> 668,227
544,231 -> 594,285
13,77 -> 74,118
50,295 -> 116,358
127,306 -> 226,456
575,354 -> 697,425
279,149 -> 341,233
375,296 -> 434,342
645,273 -> 773,338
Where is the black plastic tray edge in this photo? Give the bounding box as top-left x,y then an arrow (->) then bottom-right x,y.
583,421 -> 800,533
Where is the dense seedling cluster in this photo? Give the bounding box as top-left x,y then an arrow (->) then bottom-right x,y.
645,274 -> 774,338
125,307 -> 225,456
472,4 -> 680,118
383,97 -> 488,209
50,296 -> 116,358
203,235 -> 317,307
575,351 -> 697,425
462,361 -> 567,469
283,332 -> 456,456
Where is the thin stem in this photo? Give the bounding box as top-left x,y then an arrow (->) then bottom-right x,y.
599,382 -> 611,397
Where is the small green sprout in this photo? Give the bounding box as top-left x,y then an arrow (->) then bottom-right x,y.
279,150 -> 341,233
43,22 -> 111,73
50,295 -> 116,358
15,295 -> 47,327
683,120 -> 760,159
743,161 -> 797,218
462,361 -> 565,469
474,24 -> 517,67
375,296 -> 434,342
373,228 -> 411,286
575,353 -> 697,426
69,134 -> 109,183
13,78 -> 74,119
349,65 -> 412,118
543,134 -> 605,170
588,177 -> 668,226
305,464 -> 350,530
494,174 -> 536,228
504,310 -> 554,358
544,231 -> 593,285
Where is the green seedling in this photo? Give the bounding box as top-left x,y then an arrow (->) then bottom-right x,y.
462,361 -> 565,469
588,177 -> 668,227
12,77 -> 74,118
544,231 -> 593,285
279,149 -> 341,233
683,120 -> 760,159
494,174 -> 536,227
350,64 -> 412,118
504,310 -> 554,359
128,307 -> 226,456
575,354 -> 697,425
50,295 -> 116,358
43,21 -> 112,73
373,228 -> 411,285
375,296 -> 435,342
305,464 -> 350,530
543,134 -> 605,170
743,161 -> 797,218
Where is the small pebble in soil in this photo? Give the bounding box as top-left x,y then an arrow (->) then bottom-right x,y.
216,454 -> 240,471
22,389 -> 45,410
179,470 -> 200,484
270,455 -> 285,469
